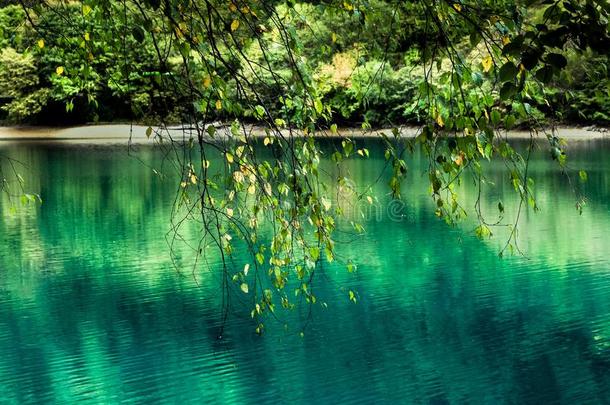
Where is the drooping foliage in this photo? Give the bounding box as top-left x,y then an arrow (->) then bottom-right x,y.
3,0 -> 609,333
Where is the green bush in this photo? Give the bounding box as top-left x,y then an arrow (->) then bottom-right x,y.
0,48 -> 51,122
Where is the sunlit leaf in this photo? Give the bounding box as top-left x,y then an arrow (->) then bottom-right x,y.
482,56 -> 493,73
436,114 -> 445,127
579,170 -> 588,182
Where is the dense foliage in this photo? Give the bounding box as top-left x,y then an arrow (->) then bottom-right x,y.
0,1 -> 609,126
1,0 -> 609,333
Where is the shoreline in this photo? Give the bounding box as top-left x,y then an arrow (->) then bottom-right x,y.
0,124 -> 608,144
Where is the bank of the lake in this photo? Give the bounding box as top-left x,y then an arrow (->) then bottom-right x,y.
0,124 -> 608,144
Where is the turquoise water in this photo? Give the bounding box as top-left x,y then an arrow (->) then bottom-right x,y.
0,139 -> 609,403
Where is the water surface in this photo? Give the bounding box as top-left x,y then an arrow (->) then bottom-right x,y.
0,138 -> 609,403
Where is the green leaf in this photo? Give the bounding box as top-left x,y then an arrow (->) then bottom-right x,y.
348,290 -> 357,303
521,48 -> 540,70
535,65 -> 554,84
499,62 -> 518,82
491,109 -> 501,126
132,26 -> 145,43
180,42 -> 191,58
347,261 -> 356,273
546,53 -> 567,69
500,82 -> 517,100
309,246 -> 320,261
254,105 -> 265,119
579,170 -> 588,182
146,0 -> 161,9
475,224 -> 492,239
256,252 -> 264,265
342,140 -> 353,156
314,99 -> 323,114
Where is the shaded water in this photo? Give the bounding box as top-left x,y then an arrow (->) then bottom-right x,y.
0,138 -> 609,403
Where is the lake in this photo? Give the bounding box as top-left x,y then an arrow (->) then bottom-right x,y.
0,137 -> 609,403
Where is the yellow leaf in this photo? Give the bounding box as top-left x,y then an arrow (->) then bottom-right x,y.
226,207 -> 234,217
454,153 -> 464,166
203,76 -> 211,88
233,171 -> 244,183
226,152 -> 234,163
37,39 -> 45,49
243,264 -> 250,276
436,114 -> 445,127
453,3 -> 462,12
240,283 -> 249,293
247,184 -> 256,195
215,99 -> 222,110
502,36 -> 510,45
263,137 -> 271,146
331,32 -> 337,43
366,196 -> 373,205
229,3 -> 237,12
56,66 -> 64,76
230,19 -> 240,32
82,5 -> 92,16
482,56 -> 493,73
84,32 -> 90,41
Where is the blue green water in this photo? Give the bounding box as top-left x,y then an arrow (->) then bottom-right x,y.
0,138 -> 609,403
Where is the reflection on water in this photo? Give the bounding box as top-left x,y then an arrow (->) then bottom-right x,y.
0,139 -> 609,403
